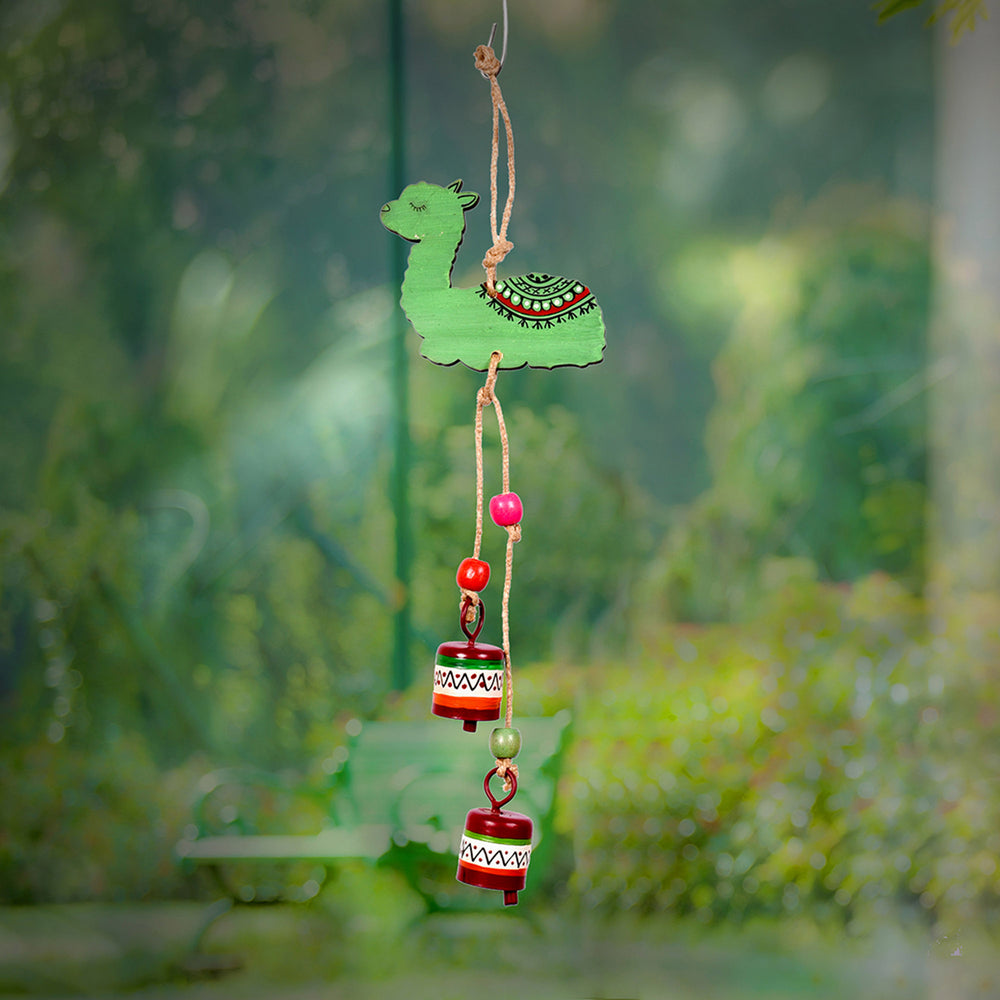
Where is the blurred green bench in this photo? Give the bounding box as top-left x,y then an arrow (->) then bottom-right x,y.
175,711 -> 572,919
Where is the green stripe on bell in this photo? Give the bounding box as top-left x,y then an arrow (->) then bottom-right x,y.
435,653 -> 503,668
463,830 -> 531,846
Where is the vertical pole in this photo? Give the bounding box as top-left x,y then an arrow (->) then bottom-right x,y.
389,0 -> 412,690
929,16 -> 1000,623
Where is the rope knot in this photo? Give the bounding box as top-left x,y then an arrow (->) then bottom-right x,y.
477,355 -> 502,407
459,589 -> 480,621
507,523 -> 521,543
482,240 -> 513,270
474,44 -> 502,79
495,758 -> 519,792
482,240 -> 513,266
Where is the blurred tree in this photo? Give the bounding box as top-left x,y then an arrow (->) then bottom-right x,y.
0,0 -> 404,762
652,190 -> 931,621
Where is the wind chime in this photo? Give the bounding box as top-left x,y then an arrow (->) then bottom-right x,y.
380,2 -> 605,906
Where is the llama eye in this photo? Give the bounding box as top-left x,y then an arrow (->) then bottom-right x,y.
409,201 -> 427,212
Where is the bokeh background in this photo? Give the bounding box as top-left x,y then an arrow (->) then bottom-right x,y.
2,0 -> 1000,994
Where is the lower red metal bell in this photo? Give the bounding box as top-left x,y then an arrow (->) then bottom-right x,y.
457,767 -> 533,906
432,597 -> 503,732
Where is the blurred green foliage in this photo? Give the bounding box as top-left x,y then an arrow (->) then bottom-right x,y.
11,568 -> 998,930
564,572 -> 1000,930
0,0 -> 402,763
0,733 -> 203,902
652,192 -> 930,621
410,401 -> 653,664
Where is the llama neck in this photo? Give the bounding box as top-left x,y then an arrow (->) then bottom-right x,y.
401,235 -> 461,299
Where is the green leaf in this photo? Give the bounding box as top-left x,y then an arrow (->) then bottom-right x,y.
877,0 -> 991,37
931,0 -> 990,39
874,0 -> 927,24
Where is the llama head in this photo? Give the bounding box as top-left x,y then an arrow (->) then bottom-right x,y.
380,179 -> 480,241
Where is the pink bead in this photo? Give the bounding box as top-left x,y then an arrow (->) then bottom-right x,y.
489,492 -> 523,526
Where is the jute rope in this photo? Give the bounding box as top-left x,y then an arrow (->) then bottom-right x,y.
458,351 -> 520,788
474,44 -> 515,296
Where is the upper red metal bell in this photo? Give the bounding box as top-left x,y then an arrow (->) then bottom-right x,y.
432,597 -> 504,732
457,767 -> 533,906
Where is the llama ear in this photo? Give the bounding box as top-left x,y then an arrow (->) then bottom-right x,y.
447,179 -> 464,193
458,190 -> 480,212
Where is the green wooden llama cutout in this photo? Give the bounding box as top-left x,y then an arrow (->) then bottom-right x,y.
380,180 -> 605,371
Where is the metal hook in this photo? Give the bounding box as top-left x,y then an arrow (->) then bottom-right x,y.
485,0 -> 509,73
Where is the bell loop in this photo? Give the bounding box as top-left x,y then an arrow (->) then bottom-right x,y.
484,765 -> 518,810
460,595 -> 486,643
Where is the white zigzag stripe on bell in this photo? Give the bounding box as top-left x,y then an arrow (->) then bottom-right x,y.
458,833 -> 531,872
433,665 -> 504,696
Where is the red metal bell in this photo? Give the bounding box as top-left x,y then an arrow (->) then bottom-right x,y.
432,597 -> 504,732
457,767 -> 533,906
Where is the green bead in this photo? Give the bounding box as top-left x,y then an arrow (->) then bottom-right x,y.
490,727 -> 521,759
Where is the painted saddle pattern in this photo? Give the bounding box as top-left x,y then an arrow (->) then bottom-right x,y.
478,273 -> 599,330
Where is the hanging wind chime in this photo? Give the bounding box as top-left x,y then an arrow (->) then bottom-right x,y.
380,1 -> 605,906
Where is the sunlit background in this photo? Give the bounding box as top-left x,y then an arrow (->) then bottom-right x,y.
1,0 -> 999,996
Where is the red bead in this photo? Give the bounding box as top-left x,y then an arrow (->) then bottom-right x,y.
456,557 -> 490,592
489,492 -> 523,527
